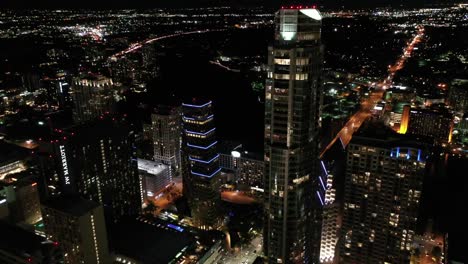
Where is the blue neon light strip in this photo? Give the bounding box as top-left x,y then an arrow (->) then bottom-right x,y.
320,160 -> 328,176
191,167 -> 222,178
185,128 -> 216,136
417,149 -> 421,162
186,141 -> 217,150
167,224 -> 184,232
339,136 -> 345,149
189,154 -> 219,164
407,151 -> 410,160
319,176 -> 327,192
396,147 -> 400,157
183,116 -> 195,120
316,191 -> 324,206
182,101 -> 212,108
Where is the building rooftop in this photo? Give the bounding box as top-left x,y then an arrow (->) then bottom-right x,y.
137,159 -> 168,175
0,220 -> 49,257
0,140 -> 30,165
43,196 -> 100,217
351,120 -> 432,149
109,216 -> 195,264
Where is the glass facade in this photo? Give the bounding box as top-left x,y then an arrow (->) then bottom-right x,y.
182,99 -> 221,230
340,133 -> 428,263
264,7 -> 324,264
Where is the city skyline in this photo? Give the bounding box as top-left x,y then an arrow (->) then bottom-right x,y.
0,0 -> 461,9
0,3 -> 466,264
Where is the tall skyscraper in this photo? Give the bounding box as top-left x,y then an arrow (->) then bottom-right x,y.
181,99 -> 221,230
42,196 -> 110,264
152,105 -> 182,180
340,122 -> 428,263
71,75 -> 121,124
38,115 -> 141,223
264,6 -> 324,263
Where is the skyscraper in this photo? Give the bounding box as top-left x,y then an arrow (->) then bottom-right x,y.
264,6 -> 324,263
181,99 -> 221,230
340,122 -> 428,263
152,105 -> 182,181
42,196 -> 110,264
71,75 -> 121,124
38,115 -> 141,223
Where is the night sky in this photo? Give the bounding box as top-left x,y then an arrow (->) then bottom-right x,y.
0,0 -> 458,9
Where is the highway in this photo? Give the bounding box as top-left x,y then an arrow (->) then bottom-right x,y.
109,29 -> 225,60
320,26 -> 424,158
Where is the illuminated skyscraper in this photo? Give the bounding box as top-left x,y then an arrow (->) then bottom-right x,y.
71,75 -> 121,124
340,122 -> 428,263
42,196 -> 110,264
264,6 -> 324,263
152,105 -> 182,180
182,99 -> 221,230
39,116 -> 141,223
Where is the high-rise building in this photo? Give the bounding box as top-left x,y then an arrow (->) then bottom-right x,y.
264,6 -> 324,263
42,196 -> 110,264
407,107 -> 453,143
182,99 -> 221,230
137,158 -> 171,200
448,79 -> 468,114
37,116 -> 141,223
340,122 -> 428,263
152,105 -> 182,181
218,145 -> 264,189
0,170 -> 42,225
71,75 -> 121,123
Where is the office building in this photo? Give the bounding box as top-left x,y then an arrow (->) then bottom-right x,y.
218,144 -> 264,189
137,158 -> 171,200
0,170 -> 42,225
152,105 -> 182,180
407,107 -> 453,143
71,75 -> 120,123
0,220 -> 63,264
448,79 -> 468,114
38,115 -> 141,223
264,6 -> 324,263
182,99 -> 221,230
340,122 -> 428,263
42,196 -> 110,264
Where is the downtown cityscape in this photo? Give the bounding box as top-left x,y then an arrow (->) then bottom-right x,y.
0,1 -> 467,264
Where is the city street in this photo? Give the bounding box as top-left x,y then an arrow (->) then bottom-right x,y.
321,26 -> 424,158
217,234 -> 262,264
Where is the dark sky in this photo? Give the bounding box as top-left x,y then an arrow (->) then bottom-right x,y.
0,0 -> 457,9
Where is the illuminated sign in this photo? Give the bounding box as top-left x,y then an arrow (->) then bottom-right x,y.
59,145 -> 70,185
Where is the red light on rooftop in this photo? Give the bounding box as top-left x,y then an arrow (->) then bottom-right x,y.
53,241 -> 59,246
63,137 -> 67,140
27,257 -> 32,263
